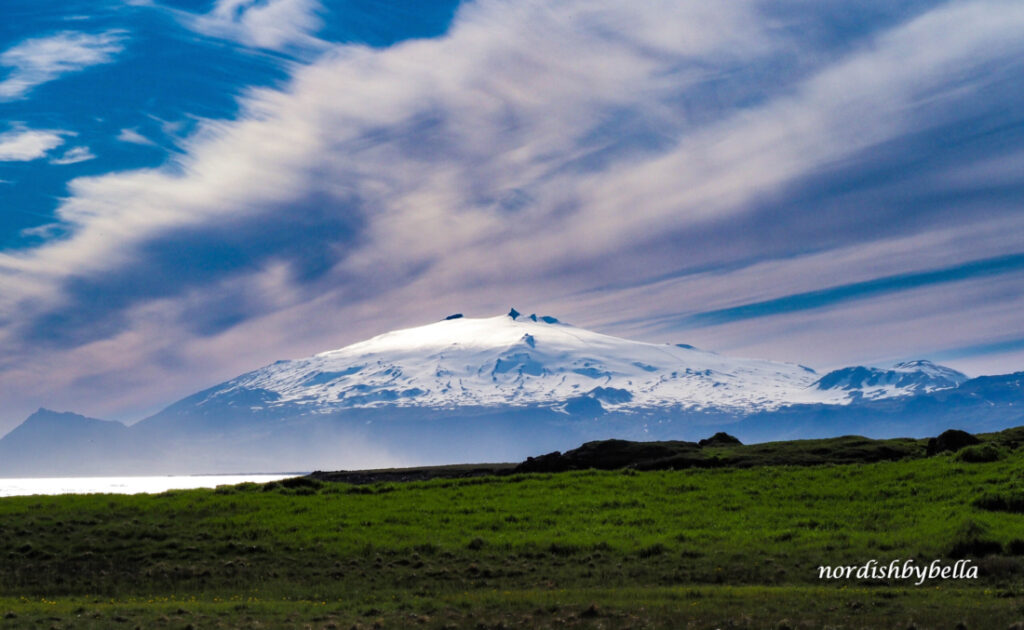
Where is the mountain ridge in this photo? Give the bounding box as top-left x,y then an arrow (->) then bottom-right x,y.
135,311 -> 962,428
1,311 -> 1019,476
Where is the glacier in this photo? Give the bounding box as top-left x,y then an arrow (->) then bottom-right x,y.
0,310 -> 1017,476
154,311 -> 958,419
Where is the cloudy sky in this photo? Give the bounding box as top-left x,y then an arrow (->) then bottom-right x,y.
2,0 -> 1023,434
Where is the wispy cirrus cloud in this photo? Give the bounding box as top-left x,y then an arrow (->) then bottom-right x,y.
1,0 -> 1024,433
0,126 -> 66,161
186,0 -> 324,52
681,254 -> 1024,328
49,146 -> 96,165
116,128 -> 156,146
0,30 -> 126,101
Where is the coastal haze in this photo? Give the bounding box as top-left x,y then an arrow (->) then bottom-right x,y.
0,474 -> 297,498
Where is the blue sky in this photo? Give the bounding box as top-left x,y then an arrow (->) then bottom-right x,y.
1,0 -> 1023,433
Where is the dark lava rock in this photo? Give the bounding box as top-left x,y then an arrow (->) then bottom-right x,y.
515,439 -> 701,473
699,432 -> 742,447
927,429 -> 981,455
517,451 -> 567,473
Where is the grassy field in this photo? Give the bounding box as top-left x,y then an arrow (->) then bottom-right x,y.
2,437 -> 1024,628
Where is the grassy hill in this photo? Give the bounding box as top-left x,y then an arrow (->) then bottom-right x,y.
1,428 -> 1023,628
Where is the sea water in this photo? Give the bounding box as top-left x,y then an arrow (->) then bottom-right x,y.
0,474 -> 302,497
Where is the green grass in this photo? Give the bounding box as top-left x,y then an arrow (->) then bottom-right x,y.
2,448 -> 1024,628
2,586 -> 1021,629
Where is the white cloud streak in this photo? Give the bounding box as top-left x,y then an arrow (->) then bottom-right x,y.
50,146 -> 96,165
187,0 -> 324,52
2,0 -> 1024,432
0,30 -> 126,101
0,127 -> 66,161
116,128 -> 156,146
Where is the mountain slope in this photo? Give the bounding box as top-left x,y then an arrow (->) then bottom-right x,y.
813,360 -> 967,402
0,409 -> 137,476
1,311 -> 1012,476
140,311 -> 962,431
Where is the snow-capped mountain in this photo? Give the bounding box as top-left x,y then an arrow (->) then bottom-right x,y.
142,311 -> 970,421
812,360 -> 967,402
173,310 -> 826,416
3,310 -> 1014,476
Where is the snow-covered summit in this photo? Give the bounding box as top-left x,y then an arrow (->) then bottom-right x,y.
160,311 -> 966,417
812,359 -> 967,402
314,310 -> 566,359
